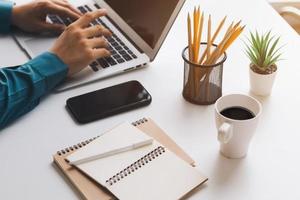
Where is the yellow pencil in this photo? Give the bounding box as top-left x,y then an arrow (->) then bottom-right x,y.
221,25 -> 245,53
188,14 -> 193,61
233,20 -> 242,30
209,25 -> 244,64
199,16 -> 226,64
193,7 -> 198,62
224,21 -> 234,38
211,16 -> 227,42
186,6 -> 243,66
195,11 -> 204,62
206,15 -> 212,63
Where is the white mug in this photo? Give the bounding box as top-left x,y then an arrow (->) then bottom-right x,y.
214,94 -> 262,158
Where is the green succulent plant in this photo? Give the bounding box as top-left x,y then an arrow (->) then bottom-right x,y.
244,30 -> 282,74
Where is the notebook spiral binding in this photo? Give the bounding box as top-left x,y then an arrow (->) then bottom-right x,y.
57,136 -> 100,156
57,118 -> 149,156
132,118 -> 148,126
105,146 -> 166,186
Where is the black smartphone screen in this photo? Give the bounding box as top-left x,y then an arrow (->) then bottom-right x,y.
66,81 -> 151,123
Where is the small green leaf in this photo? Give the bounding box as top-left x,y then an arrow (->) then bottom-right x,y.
260,31 -> 271,64
245,50 -> 256,62
268,36 -> 280,58
250,32 -> 260,53
269,53 -> 282,65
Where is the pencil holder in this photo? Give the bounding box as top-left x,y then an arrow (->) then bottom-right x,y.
182,43 -> 227,105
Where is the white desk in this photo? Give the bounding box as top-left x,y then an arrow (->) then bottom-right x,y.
1,0 -> 300,199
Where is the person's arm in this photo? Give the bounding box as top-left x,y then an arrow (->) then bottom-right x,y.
0,9 -> 111,129
0,52 -> 67,129
0,1 -> 13,33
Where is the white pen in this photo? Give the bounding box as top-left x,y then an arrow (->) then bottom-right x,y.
68,138 -> 153,165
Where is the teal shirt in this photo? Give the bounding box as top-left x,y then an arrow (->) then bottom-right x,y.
0,1 -> 13,33
0,2 -> 68,129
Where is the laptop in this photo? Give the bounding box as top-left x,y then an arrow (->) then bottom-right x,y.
13,0 -> 185,92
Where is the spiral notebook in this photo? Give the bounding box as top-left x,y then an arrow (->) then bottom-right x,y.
53,118 -> 207,199
66,122 -> 207,200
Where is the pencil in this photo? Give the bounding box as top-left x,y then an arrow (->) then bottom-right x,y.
215,22 -> 244,59
186,6 -> 243,66
188,14 -> 192,61
211,16 -> 227,43
205,21 -> 235,64
199,16 -> 226,64
206,15 -> 212,63
207,24 -> 245,65
193,7 -> 198,62
221,25 -> 245,54
224,21 -> 234,38
195,11 -> 204,62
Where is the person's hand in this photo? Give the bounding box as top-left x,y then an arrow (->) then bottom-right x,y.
50,10 -> 112,76
11,0 -> 81,33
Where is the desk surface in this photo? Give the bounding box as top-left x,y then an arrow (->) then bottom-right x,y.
1,0 -> 300,199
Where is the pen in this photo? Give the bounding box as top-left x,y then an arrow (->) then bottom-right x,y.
68,138 -> 154,165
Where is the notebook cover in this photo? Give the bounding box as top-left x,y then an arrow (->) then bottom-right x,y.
53,118 -> 195,200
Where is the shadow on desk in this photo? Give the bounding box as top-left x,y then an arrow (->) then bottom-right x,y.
202,155 -> 253,198
211,153 -> 246,185
64,106 -> 82,126
248,90 -> 273,116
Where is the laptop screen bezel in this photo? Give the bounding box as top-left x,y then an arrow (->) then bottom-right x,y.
95,0 -> 186,61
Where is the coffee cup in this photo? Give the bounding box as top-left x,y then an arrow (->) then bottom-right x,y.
214,94 -> 262,158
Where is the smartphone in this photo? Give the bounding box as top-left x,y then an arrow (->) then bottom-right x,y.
66,81 -> 152,124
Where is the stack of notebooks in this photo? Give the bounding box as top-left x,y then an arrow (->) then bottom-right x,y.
53,118 -> 207,199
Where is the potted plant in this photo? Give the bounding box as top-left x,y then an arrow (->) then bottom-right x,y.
244,31 -> 283,96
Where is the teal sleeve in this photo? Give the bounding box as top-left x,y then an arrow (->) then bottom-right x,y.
0,1 -> 13,33
0,52 -> 68,129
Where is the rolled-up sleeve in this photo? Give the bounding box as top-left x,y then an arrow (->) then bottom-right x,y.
0,52 -> 68,129
0,1 -> 13,33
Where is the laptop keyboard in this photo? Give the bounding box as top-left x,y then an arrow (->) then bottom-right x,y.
48,4 -> 137,72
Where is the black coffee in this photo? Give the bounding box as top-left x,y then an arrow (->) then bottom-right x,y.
220,106 -> 255,120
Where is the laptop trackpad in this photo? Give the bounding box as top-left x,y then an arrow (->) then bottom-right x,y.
24,37 -> 56,57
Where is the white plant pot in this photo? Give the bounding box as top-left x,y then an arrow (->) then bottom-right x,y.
249,68 -> 277,96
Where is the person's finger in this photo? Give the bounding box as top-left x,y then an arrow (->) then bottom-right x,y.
87,37 -> 109,48
54,0 -> 82,16
74,9 -> 107,28
60,0 -> 71,4
92,48 -> 111,59
83,25 -> 112,38
44,2 -> 81,20
52,0 -> 82,16
39,22 -> 66,33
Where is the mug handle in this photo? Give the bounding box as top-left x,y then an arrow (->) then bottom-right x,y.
218,123 -> 233,143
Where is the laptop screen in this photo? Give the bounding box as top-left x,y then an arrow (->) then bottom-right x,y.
104,0 -> 180,49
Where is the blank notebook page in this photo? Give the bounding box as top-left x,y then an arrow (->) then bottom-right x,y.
107,146 -> 205,200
